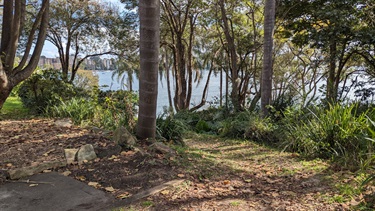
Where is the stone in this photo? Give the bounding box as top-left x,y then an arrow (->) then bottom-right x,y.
8,161 -> 66,180
113,126 -> 137,150
77,144 -> 97,164
64,148 -> 79,164
150,142 -> 176,155
54,118 -> 73,128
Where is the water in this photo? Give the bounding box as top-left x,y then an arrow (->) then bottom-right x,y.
94,70 -> 226,114
93,70 -> 371,115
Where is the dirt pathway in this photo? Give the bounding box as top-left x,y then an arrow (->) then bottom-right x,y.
135,137 -> 349,211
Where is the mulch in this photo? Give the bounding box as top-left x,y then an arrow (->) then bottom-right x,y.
0,118 -> 359,210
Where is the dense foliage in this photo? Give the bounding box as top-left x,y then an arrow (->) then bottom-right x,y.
18,69 -> 84,113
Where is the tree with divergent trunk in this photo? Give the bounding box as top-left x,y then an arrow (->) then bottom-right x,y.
47,0 -> 114,83
136,0 -> 160,139
0,0 -> 49,109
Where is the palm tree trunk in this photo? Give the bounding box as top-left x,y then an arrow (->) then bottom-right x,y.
261,0 -> 276,116
136,0 -> 160,140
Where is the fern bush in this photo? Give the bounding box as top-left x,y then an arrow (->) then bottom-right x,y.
156,112 -> 187,145
281,104 -> 374,169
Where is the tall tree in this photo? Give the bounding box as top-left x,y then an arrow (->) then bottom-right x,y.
0,0 -> 49,109
215,0 -> 263,111
160,0 -> 202,112
278,0 -> 365,104
47,0 -> 113,82
136,0 -> 160,139
261,0 -> 275,116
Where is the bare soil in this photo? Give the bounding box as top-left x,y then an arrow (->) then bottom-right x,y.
0,118 -> 372,210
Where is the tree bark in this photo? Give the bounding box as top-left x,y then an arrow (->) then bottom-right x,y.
261,0 -> 275,116
219,0 -> 241,111
136,0 -> 160,140
0,0 -> 49,109
326,38 -> 337,105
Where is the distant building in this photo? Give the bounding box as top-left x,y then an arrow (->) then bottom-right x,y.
38,55 -> 116,70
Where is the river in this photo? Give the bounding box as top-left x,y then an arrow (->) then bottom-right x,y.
93,70 -> 226,114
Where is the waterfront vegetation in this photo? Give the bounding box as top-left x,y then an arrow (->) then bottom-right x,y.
3,70 -> 375,209
2,0 -> 375,209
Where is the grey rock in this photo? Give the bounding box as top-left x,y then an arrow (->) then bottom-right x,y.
8,161 -> 66,180
54,118 -> 73,128
113,126 -> 137,150
64,148 -> 79,164
150,142 -> 176,155
77,144 -> 97,164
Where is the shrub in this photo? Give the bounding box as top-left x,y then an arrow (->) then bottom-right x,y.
218,110 -> 277,142
97,90 -> 138,130
281,104 -> 374,169
156,112 -> 187,145
46,89 -> 138,131
46,97 -> 97,125
173,108 -> 225,134
18,69 -> 85,113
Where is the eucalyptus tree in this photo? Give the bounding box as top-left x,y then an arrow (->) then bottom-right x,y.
278,0 -> 368,104
272,42 -> 325,108
160,0 -> 205,111
215,0 -> 263,111
136,0 -> 160,139
47,0 -> 115,82
0,0 -> 49,109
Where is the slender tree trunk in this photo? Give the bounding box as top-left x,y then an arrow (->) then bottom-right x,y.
327,38 -> 337,104
219,0 -> 241,111
136,0 -> 160,140
261,0 -> 275,116
220,67 -> 223,107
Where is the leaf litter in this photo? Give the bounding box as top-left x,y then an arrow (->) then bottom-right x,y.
0,118 -> 372,210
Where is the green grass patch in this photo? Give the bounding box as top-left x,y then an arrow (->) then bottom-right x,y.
1,96 -> 30,119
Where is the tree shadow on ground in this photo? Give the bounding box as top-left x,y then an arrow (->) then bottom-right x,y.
119,138 -> 347,210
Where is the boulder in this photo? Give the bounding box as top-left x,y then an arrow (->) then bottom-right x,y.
150,142 -> 176,155
113,126 -> 136,150
77,144 -> 97,164
64,149 -> 79,165
54,118 -> 72,128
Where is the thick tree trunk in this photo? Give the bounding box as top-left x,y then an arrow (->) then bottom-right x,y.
0,0 -> 49,109
261,0 -> 275,116
136,0 -> 160,140
0,67 -> 12,109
